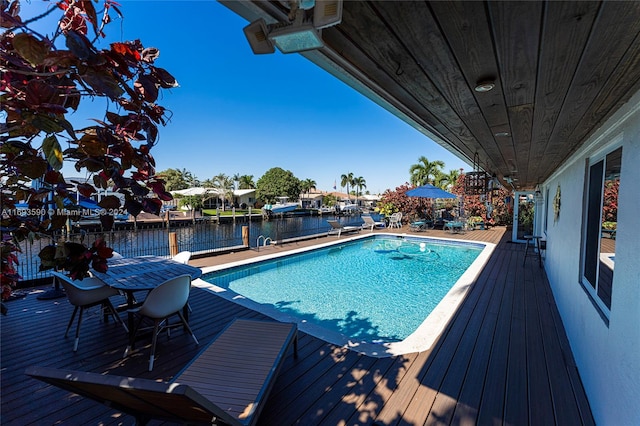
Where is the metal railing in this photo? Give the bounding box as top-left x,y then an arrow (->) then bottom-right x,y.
13,214 -> 364,285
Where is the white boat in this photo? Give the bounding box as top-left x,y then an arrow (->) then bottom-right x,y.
337,200 -> 361,214
263,197 -> 299,214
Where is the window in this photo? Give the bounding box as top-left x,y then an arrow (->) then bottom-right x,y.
582,146 -> 621,317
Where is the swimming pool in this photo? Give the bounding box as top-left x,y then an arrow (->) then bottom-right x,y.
198,233 -> 495,357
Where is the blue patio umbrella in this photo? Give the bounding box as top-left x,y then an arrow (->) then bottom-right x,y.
405,184 -> 457,199
406,184 -> 459,221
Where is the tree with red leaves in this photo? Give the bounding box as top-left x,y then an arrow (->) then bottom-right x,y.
379,174 -> 513,228
450,174 -> 513,225
1,1 -> 177,301
379,183 -> 458,224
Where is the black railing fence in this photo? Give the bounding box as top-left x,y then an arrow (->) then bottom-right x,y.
14,214 -> 369,284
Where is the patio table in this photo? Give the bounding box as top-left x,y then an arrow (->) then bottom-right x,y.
91,256 -> 202,346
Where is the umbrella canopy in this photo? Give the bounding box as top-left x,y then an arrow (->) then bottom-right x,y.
406,184 -> 457,199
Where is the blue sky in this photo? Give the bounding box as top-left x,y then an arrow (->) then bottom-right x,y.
30,1 -> 469,194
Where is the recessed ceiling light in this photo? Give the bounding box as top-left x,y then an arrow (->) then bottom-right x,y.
474,81 -> 495,92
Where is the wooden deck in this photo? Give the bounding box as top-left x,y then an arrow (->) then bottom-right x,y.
1,226 -> 594,425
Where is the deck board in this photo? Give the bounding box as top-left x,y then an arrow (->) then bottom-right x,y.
1,226 -> 594,425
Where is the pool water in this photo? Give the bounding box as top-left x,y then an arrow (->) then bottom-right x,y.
201,235 -> 490,356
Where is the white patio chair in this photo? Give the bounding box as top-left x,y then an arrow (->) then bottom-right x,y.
124,274 -> 198,371
388,212 -> 403,229
172,251 -> 191,264
51,271 -> 127,352
172,251 -> 193,311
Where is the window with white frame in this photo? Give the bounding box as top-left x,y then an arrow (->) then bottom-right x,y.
581,145 -> 621,317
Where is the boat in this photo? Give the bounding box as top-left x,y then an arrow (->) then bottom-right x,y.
337,200 -> 361,214
262,197 -> 299,214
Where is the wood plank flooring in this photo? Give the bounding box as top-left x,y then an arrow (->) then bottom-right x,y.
1,226 -> 594,425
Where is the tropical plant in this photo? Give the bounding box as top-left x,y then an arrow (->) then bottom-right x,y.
212,173 -> 234,211
409,156 -> 445,186
340,172 -> 354,200
322,193 -> 338,207
1,1 -> 176,298
300,178 -> 316,207
378,183 -> 430,220
375,201 -> 398,217
435,168 -> 461,190
353,176 -> 366,203
238,174 -> 255,189
158,168 -> 188,191
181,168 -> 199,188
255,167 -> 301,203
179,194 -> 203,211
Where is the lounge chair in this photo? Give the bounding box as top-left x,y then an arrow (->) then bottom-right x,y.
409,219 -> 432,232
361,215 -> 385,231
327,219 -> 361,237
26,318 -> 298,426
444,220 -> 465,233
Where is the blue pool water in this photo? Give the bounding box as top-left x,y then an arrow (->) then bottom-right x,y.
202,235 -> 487,354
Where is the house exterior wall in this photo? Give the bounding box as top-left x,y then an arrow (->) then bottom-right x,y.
542,90 -> 640,425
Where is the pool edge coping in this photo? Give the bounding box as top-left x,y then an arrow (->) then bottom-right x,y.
193,232 -> 496,358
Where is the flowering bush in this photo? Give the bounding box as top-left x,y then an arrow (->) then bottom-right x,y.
375,202 -> 398,217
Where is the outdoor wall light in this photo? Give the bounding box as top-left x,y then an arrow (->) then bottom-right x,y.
270,22 -> 324,53
243,0 -> 342,54
243,19 -> 275,54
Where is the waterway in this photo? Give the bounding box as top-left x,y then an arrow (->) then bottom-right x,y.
17,212 -> 383,282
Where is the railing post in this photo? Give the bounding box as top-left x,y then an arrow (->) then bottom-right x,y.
169,232 -> 178,257
242,225 -> 249,247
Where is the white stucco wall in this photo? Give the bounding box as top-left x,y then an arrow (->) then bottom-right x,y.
543,90 -> 640,425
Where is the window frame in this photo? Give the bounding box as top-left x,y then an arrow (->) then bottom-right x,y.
580,140 -> 622,320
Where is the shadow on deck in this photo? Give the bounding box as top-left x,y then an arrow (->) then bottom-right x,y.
0,226 -> 594,425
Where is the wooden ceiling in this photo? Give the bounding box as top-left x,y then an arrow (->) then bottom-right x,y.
222,1 -> 640,189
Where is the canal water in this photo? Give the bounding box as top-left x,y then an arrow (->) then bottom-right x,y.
16,213 -> 383,282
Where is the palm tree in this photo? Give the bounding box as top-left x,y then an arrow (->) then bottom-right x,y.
212,173 -> 234,210
181,168 -> 200,187
436,169 -> 461,190
340,172 -> 354,201
353,176 -> 366,204
232,173 -> 241,190
409,156 -> 445,186
238,175 -> 255,189
300,178 -> 317,209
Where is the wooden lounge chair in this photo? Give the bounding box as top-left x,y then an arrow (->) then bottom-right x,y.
326,219 -> 361,237
26,318 -> 298,426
